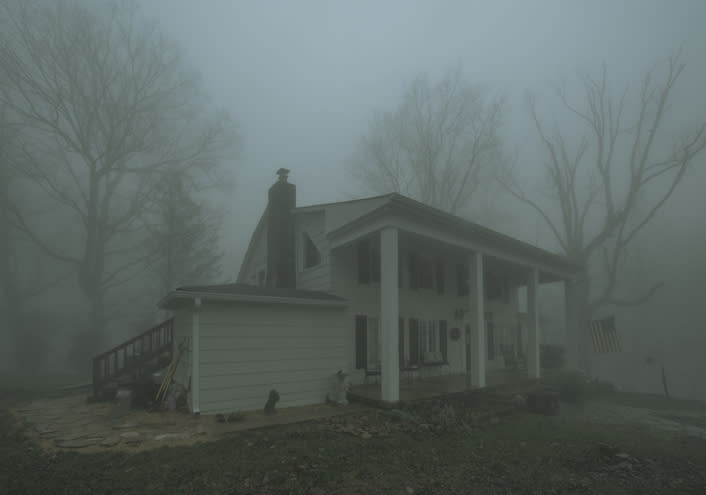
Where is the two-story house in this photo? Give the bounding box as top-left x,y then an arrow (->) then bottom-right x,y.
158,169 -> 581,415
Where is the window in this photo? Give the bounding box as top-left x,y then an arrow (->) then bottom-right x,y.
485,272 -> 508,302
303,232 -> 321,268
357,239 -> 380,284
456,264 -> 469,296
408,253 -> 433,290
435,259 -> 445,294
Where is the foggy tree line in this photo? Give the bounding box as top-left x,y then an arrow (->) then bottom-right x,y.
1,0 -> 704,381
349,57 -> 705,373
0,0 -> 236,373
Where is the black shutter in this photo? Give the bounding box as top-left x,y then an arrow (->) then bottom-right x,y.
371,244 -> 380,283
456,264 -> 464,296
398,318 -> 405,367
435,259 -> 445,294
357,241 -> 370,284
408,253 -> 418,290
439,320 -> 448,362
355,315 -> 367,369
409,318 -> 420,365
487,321 -> 495,360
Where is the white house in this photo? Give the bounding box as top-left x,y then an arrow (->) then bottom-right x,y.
158,169 -> 582,415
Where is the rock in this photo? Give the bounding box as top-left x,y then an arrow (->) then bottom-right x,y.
111,423 -> 137,430
154,433 -> 190,441
120,431 -> 141,443
100,436 -> 122,447
33,423 -> 57,434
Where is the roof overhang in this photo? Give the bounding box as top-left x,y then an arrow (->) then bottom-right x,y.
327,195 -> 580,282
158,290 -> 348,310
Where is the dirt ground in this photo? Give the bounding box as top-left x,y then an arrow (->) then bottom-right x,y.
3,389 -> 706,494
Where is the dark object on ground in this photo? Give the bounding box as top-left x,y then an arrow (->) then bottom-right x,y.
216,414 -> 226,423
227,411 -> 244,422
526,390 -> 560,415
264,389 -> 280,415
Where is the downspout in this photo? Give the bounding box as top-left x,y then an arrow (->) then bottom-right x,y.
192,297 -> 202,415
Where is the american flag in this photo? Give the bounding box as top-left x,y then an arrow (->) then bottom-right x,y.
590,315 -> 622,353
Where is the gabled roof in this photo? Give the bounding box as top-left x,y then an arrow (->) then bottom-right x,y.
158,283 -> 346,309
236,204 -> 269,283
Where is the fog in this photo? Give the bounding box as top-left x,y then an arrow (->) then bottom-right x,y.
2,0 -> 705,399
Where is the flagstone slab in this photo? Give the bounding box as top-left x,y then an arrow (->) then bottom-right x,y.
100,436 -> 122,447
33,423 -> 58,435
54,437 -> 103,449
154,432 -> 190,441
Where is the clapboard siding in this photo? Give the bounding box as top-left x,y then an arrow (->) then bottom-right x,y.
198,303 -> 346,414
296,212 -> 331,292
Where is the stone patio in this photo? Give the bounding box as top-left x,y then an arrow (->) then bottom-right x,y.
12,393 -> 369,454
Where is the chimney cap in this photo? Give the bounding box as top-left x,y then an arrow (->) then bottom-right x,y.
276,168 -> 290,182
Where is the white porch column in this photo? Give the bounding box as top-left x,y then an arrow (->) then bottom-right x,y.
563,278 -> 580,371
380,227 -> 400,402
527,268 -> 540,379
468,251 -> 485,388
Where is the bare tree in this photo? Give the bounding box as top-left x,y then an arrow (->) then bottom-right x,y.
499,52 -> 706,372
143,171 -> 224,296
348,67 -> 505,214
0,0 -> 236,355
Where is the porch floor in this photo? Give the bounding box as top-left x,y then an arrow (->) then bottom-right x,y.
348,370 -> 538,404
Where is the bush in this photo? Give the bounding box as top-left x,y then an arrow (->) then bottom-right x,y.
540,344 -> 565,370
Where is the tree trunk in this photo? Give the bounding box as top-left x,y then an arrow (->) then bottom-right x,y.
661,364 -> 671,399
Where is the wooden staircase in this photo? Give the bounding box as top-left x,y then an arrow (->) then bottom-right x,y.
91,318 -> 174,399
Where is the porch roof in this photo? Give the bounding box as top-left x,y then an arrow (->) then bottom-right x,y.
325,193 -> 581,281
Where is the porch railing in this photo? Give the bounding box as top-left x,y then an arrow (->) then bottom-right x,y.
91,317 -> 174,396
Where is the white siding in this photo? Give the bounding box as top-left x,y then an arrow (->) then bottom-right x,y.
295,211 -> 331,291
323,196 -> 390,233
198,303 -> 346,414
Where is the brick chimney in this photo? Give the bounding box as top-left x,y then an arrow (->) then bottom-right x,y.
266,168 -> 296,288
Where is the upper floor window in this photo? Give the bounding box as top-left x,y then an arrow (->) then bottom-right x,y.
408,253 -> 434,290
485,272 -> 509,303
357,239 -> 380,284
303,232 -> 321,269
456,263 -> 469,296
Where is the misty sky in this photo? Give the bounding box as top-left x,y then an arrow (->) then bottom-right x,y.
144,0 -> 706,278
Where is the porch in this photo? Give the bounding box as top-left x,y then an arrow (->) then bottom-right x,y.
328,203 -> 583,403
348,370 -> 536,404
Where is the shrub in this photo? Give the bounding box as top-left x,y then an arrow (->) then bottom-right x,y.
540,344 -> 565,370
